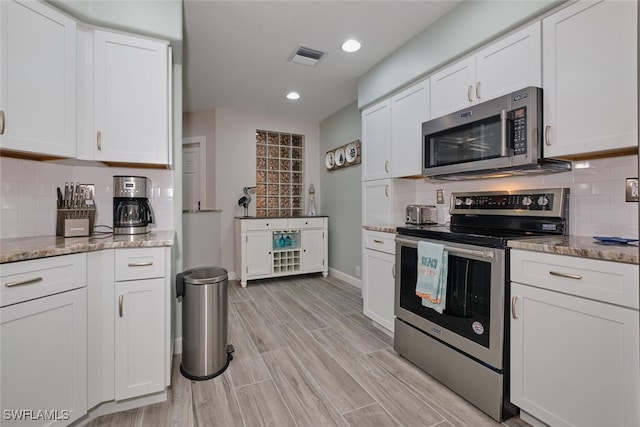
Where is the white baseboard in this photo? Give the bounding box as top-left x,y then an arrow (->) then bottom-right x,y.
173,337 -> 182,354
328,268 -> 362,289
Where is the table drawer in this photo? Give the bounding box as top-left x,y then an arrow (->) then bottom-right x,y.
510,250 -> 639,309
363,230 -> 396,254
1,253 -> 87,307
240,218 -> 288,231
115,247 -> 166,281
287,217 -> 324,229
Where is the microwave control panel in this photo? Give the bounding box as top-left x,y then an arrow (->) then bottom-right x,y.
511,107 -> 527,155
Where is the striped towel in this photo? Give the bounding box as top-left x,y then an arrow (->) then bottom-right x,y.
415,241 -> 448,314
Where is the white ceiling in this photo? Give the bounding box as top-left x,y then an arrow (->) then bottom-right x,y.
182,1 -> 462,122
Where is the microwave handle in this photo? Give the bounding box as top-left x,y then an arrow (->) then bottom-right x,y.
500,109 -> 513,157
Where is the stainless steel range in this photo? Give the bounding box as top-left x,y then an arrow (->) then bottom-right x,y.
394,188 -> 569,421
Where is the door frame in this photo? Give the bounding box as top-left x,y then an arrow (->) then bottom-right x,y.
182,136 -> 207,210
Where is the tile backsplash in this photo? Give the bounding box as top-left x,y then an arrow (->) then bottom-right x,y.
411,154 -> 639,238
0,157 -> 174,239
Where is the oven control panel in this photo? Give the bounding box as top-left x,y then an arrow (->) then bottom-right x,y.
451,188 -> 568,217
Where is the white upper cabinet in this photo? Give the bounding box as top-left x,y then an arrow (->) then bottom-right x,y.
0,0 -> 77,157
431,22 -> 541,119
362,99 -> 391,181
390,79 -> 430,178
542,0 -> 637,158
90,30 -> 170,165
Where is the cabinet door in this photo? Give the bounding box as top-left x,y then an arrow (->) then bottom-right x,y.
244,231 -> 272,277
543,0 -> 637,157
362,248 -> 395,332
93,30 -> 169,164
510,283 -> 639,427
430,56 -> 475,119
362,179 -> 392,225
476,22 -> 541,102
1,288 -> 87,426
115,278 -> 164,400
362,99 -> 391,181
391,79 -> 429,178
0,0 -> 76,157
301,229 -> 325,272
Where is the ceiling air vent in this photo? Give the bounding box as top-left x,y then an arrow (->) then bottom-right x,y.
288,46 -> 325,67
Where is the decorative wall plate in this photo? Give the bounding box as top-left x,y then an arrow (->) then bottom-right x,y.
345,143 -> 357,163
325,151 -> 335,169
335,148 -> 345,166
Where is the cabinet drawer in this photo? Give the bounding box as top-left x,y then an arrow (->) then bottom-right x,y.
287,217 -> 324,229
240,218 -> 288,231
363,230 -> 396,254
510,250 -> 639,309
115,247 -> 166,281
0,253 -> 87,307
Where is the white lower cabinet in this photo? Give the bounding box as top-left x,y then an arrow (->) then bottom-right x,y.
0,254 -> 87,426
362,230 -> 396,333
114,277 -> 165,400
510,250 -> 639,427
87,246 -> 171,413
236,217 -> 328,287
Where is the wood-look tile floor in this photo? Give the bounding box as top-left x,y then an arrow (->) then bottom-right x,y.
88,275 -> 530,427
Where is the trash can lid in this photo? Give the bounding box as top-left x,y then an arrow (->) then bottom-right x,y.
183,266 -> 228,285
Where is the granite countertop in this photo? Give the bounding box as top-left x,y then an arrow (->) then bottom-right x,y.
0,230 -> 175,264
508,236 -> 639,265
363,224 -> 404,234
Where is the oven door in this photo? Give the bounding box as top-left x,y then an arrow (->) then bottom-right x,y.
395,235 -> 506,370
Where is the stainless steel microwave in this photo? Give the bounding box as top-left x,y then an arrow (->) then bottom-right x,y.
422,87 -> 570,180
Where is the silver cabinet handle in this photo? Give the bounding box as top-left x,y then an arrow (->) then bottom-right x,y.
392,263 -> 396,279
545,125 -> 551,146
4,276 -> 43,288
384,185 -> 389,197
118,294 -> 124,317
373,239 -> 384,244
467,85 -> 473,102
384,160 -> 390,173
0,110 -> 5,134
97,131 -> 102,150
549,271 -> 583,280
511,296 -> 518,319
500,109 -> 508,157
128,261 -> 153,267
475,82 -> 481,100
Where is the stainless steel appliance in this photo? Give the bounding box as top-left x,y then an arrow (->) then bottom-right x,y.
405,204 -> 437,225
394,188 -> 569,421
113,176 -> 153,235
422,87 -> 571,180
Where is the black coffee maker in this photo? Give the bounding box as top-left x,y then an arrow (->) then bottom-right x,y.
113,176 -> 153,235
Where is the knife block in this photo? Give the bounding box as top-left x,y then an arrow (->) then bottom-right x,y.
56,207 -> 96,237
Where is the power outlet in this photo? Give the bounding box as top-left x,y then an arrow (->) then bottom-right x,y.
626,178 -> 639,202
436,189 -> 445,204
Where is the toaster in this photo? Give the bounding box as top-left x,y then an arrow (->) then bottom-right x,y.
406,205 -> 437,225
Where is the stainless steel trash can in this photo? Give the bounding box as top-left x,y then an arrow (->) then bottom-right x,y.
176,266 -> 234,380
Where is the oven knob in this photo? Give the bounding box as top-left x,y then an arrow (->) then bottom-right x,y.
537,196 -> 550,206
464,198 -> 474,206
522,196 -> 533,206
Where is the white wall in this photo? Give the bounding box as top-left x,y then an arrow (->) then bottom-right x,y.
399,155 -> 639,238
0,157 -> 174,239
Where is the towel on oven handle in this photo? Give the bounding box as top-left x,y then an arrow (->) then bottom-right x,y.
415,241 -> 448,314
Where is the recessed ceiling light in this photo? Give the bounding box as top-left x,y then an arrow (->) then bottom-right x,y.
286,92 -> 300,100
341,39 -> 361,53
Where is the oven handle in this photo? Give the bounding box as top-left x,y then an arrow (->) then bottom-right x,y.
396,237 -> 495,259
